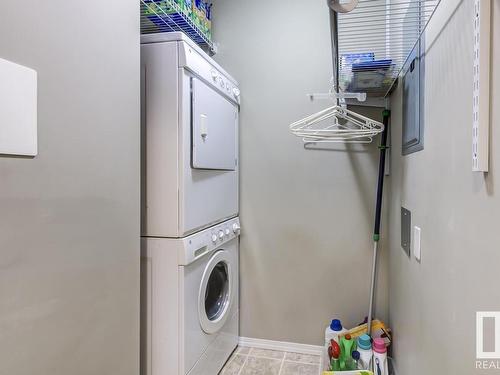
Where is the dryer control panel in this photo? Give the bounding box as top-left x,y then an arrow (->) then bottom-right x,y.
178,217 -> 240,266
178,41 -> 240,105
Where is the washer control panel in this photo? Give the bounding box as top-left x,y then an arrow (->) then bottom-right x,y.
179,217 -> 240,265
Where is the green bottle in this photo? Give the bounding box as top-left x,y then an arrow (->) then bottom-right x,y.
339,334 -> 356,370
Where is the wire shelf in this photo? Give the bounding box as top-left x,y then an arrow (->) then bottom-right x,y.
140,0 -> 214,52
337,0 -> 441,98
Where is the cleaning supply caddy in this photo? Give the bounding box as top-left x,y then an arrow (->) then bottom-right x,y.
324,318 -> 391,373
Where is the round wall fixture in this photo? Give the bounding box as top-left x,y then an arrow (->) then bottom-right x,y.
327,0 -> 358,13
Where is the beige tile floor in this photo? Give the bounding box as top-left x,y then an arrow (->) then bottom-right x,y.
220,346 -> 322,375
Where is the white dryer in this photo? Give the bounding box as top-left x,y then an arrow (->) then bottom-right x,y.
141,32 -> 240,238
141,217 -> 241,375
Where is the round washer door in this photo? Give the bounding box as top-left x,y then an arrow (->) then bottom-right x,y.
198,250 -> 233,334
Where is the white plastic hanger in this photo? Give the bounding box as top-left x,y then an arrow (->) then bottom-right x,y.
289,0 -> 384,145
290,102 -> 384,144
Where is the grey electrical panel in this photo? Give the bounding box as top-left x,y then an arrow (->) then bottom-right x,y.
402,32 -> 425,155
401,207 -> 411,257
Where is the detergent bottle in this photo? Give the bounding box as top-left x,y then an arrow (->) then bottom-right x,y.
357,333 -> 373,370
324,319 -> 348,370
373,338 -> 388,375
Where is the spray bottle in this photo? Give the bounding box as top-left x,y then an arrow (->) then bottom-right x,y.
330,340 -> 341,371
339,334 -> 356,370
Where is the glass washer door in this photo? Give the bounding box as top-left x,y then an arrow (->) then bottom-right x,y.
205,262 -> 229,321
198,250 -> 233,334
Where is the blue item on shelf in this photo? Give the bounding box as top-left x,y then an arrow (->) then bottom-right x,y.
352,59 -> 393,72
341,52 -> 375,66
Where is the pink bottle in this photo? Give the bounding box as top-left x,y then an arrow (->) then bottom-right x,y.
373,338 -> 388,375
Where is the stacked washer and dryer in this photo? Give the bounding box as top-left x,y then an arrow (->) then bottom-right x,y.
140,33 -> 241,375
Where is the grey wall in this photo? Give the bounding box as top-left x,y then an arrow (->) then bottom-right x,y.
213,0 -> 388,345
388,0 -> 500,374
0,2 -> 140,374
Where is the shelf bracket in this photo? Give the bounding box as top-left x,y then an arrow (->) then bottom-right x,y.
472,0 -> 491,172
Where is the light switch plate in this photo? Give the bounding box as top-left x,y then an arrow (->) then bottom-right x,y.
414,226 -> 421,262
0,57 -> 37,156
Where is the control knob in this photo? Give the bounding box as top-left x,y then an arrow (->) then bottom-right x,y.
211,233 -> 217,243
232,223 -> 241,234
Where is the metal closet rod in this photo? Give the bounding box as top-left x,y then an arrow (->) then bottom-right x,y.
347,0 -> 437,10
344,4 -> 436,16
339,8 -> 435,22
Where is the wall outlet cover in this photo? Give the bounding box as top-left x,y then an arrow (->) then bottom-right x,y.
401,207 -> 411,257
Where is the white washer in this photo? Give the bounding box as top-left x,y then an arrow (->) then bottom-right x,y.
141,217 -> 241,375
141,32 -> 240,238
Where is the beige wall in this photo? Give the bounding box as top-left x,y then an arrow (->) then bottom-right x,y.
0,2 -> 140,374
213,0 -> 389,345
388,0 -> 500,373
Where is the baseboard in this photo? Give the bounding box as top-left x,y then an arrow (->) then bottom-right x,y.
238,337 -> 323,356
